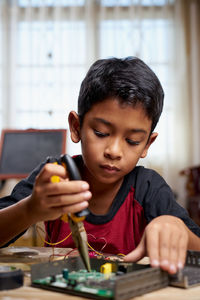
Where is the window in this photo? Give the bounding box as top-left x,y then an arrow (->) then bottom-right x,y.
16,20 -> 86,129
0,0 -> 177,160
0,5 -> 3,130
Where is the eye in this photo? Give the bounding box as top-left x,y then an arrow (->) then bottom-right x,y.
126,139 -> 140,146
94,129 -> 109,138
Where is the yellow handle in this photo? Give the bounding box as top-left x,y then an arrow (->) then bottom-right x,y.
61,214 -> 68,222
70,214 -> 85,223
61,214 -> 85,223
50,162 -> 68,222
50,162 -> 60,183
50,161 -> 85,223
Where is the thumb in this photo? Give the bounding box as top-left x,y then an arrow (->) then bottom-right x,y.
123,236 -> 146,262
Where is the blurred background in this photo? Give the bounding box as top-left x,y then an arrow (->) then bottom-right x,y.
0,0 -> 199,214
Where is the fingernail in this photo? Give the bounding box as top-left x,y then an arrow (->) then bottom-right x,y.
178,262 -> 183,269
80,200 -> 88,207
83,191 -> 91,199
170,264 -> 176,273
82,183 -> 89,190
151,259 -> 159,267
161,260 -> 169,267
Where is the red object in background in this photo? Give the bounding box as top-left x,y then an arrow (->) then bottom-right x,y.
180,166 -> 200,226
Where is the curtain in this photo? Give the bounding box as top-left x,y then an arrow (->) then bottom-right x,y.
182,0 -> 200,166
0,0 -> 199,207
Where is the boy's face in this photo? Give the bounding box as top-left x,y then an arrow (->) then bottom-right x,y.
69,98 -> 157,186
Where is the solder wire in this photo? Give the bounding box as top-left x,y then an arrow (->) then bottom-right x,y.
36,224 -> 72,246
37,224 -> 102,255
36,224 -> 125,258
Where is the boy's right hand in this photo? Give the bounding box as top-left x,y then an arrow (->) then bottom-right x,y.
26,163 -> 91,223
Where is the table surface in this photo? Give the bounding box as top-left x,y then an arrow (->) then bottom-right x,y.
0,247 -> 200,300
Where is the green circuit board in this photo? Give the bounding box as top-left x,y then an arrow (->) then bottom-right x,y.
33,268 -> 115,298
31,257 -> 169,300
31,251 -> 200,299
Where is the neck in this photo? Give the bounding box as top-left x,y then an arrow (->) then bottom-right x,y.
82,166 -> 123,215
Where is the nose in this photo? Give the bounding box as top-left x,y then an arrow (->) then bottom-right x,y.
104,137 -> 122,160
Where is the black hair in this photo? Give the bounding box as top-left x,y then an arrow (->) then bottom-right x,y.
78,57 -> 164,132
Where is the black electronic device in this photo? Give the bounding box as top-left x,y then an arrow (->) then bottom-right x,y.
0,266 -> 24,290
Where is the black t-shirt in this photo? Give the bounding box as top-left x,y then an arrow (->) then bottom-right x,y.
1,155 -> 200,247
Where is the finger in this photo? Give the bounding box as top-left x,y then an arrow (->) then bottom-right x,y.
159,226 -> 171,271
59,200 -> 89,215
47,190 -> 92,207
146,225 -> 160,268
177,235 -> 187,270
124,235 -> 146,262
45,180 -> 90,196
37,163 -> 67,183
175,220 -> 188,271
167,231 -> 180,274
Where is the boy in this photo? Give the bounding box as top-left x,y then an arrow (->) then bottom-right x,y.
0,57 -> 200,275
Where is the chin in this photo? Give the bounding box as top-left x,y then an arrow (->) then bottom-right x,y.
97,174 -> 122,185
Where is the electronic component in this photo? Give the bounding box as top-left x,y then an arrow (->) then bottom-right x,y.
31,251 -> 200,298
31,257 -> 169,299
0,266 -> 24,290
170,250 -> 200,288
100,263 -> 114,274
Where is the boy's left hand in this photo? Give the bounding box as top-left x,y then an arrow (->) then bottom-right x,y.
123,215 -> 189,274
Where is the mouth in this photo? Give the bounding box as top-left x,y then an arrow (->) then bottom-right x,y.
100,164 -> 120,173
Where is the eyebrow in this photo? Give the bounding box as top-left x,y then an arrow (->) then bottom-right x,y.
93,117 -> 147,134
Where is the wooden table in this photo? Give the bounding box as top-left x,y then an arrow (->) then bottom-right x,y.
0,247 -> 200,300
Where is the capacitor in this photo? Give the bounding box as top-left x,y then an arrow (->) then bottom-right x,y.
100,263 -> 113,274
62,268 -> 69,280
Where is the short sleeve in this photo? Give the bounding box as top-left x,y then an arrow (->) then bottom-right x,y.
0,156 -> 54,247
134,166 -> 200,237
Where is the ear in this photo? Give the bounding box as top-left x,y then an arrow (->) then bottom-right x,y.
68,111 -> 81,143
140,132 -> 158,158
